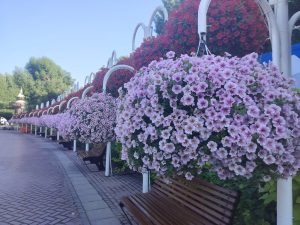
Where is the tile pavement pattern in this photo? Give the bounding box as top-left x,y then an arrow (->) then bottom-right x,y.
0,130 -> 143,225
65,152 -> 142,225
0,130 -> 82,225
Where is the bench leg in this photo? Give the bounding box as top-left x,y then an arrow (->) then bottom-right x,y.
119,203 -> 134,225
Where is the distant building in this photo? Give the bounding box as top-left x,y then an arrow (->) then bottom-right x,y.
14,88 -> 26,114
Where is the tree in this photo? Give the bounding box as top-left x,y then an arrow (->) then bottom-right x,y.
24,57 -> 73,110
0,73 -> 19,119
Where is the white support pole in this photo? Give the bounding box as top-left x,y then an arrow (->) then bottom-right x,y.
142,171 -> 151,193
50,128 -> 53,136
276,1 -> 293,225
103,65 -> 135,177
277,178 -> 293,225
73,139 -> 77,152
30,124 -> 33,134
40,126 -> 42,135
45,127 -> 47,138
276,0 -> 291,77
85,143 -> 89,152
26,124 -> 28,134
57,131 -> 60,141
105,142 -> 111,177
35,126 -> 37,135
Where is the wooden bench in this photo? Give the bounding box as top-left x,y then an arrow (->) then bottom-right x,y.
48,135 -> 57,141
58,140 -> 73,150
120,176 -> 240,225
37,132 -> 45,136
77,143 -> 106,171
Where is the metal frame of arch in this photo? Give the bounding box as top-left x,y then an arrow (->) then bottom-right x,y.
103,64 -> 135,177
107,51 -> 117,68
84,75 -> 90,86
58,100 -> 66,112
197,0 -> 280,68
29,112 -> 33,117
89,72 -> 96,83
81,86 -> 94,99
67,97 -> 79,109
148,6 -> 168,30
102,65 -> 135,93
52,105 -> 59,114
42,110 -> 48,116
38,110 -> 43,117
132,6 -> 168,51
132,23 -> 148,51
47,107 -> 53,115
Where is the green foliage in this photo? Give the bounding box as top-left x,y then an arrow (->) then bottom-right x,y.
0,57 -> 73,113
111,142 -> 130,174
0,109 -> 14,120
198,172 -> 276,225
161,0 -> 183,12
24,57 -> 73,110
259,172 -> 300,225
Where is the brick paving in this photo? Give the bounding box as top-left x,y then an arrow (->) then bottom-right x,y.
0,130 -> 143,225
64,150 -> 142,225
0,130 -> 83,225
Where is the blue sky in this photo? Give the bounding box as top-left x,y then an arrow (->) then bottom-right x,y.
0,0 -> 162,86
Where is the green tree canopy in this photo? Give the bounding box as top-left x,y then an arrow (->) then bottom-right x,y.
0,57 -> 73,118
24,57 -> 73,110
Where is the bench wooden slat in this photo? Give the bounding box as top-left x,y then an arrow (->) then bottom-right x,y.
154,179 -> 235,220
152,183 -> 228,225
168,178 -> 236,209
120,177 -> 240,225
144,193 -> 209,225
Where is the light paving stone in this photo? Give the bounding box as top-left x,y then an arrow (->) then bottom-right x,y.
86,208 -> 115,221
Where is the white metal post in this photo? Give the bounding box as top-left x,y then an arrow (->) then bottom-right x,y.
30,124 -> 32,134
142,171 -> 151,193
57,131 -> 60,141
103,65 -> 135,177
50,128 -> 53,136
105,142 -> 111,176
35,126 -> 37,135
45,127 -> 47,138
275,1 -> 293,225
85,143 -> 89,152
73,139 -> 77,152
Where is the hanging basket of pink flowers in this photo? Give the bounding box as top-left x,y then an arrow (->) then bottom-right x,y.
115,51 -> 300,181
68,93 -> 117,144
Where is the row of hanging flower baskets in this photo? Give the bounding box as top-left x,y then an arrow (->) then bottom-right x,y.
9,0 -> 300,224
12,51 -> 300,181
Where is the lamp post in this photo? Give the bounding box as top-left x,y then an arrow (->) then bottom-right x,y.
198,1 -> 299,224
102,65 -> 135,177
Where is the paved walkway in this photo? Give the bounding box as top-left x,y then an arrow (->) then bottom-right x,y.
0,130 -> 142,225
0,130 -> 82,225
